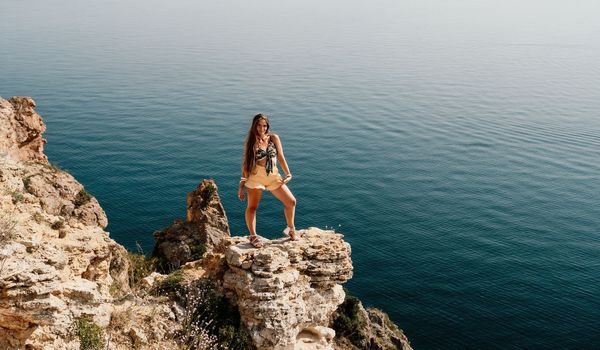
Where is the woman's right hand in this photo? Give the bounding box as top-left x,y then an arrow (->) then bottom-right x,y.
238,186 -> 246,201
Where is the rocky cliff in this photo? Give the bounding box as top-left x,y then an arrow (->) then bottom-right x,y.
0,97 -> 128,348
0,96 -> 412,350
0,96 -> 179,349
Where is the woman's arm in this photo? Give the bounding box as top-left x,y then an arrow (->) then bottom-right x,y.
238,150 -> 248,200
271,134 -> 291,176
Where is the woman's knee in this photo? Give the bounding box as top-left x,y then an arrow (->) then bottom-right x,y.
246,205 -> 259,213
287,196 -> 297,208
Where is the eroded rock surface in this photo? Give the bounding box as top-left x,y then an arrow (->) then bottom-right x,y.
153,179 -> 230,270
0,162 -> 129,349
0,96 -> 412,350
0,96 -> 48,164
222,228 -> 353,350
0,96 -> 178,350
332,299 -> 413,350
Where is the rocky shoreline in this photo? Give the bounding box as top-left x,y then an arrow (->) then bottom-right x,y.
0,96 -> 412,350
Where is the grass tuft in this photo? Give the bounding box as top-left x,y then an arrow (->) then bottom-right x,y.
155,269 -> 183,295
74,316 -> 105,350
177,278 -> 255,350
191,241 -> 206,260
22,174 -> 37,194
200,182 -> 216,209
0,211 -> 17,246
73,189 -> 92,208
11,191 -> 24,204
127,252 -> 157,287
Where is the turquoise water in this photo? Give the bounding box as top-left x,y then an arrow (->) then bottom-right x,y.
2,1 -> 600,348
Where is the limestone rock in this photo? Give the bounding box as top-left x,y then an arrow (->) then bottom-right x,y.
140,272 -> 166,290
0,96 -> 413,350
332,298 -> 413,350
221,228 -> 353,350
365,308 -> 412,350
0,96 -> 129,349
153,179 -> 230,270
0,96 -> 47,164
107,297 -> 181,350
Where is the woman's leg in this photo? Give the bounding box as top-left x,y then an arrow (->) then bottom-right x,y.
270,184 -> 297,233
246,188 -> 263,236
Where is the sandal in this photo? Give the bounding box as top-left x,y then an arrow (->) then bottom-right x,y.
249,234 -> 263,248
283,227 -> 304,241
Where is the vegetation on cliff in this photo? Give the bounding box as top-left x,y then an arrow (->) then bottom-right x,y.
332,290 -> 412,350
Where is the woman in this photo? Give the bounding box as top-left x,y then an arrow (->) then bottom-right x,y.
238,113 -> 300,248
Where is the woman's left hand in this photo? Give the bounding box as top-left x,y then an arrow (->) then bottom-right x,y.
282,174 -> 292,184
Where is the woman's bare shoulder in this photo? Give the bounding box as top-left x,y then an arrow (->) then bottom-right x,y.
269,133 -> 281,142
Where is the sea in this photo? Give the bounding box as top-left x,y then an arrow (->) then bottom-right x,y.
2,1 -> 600,348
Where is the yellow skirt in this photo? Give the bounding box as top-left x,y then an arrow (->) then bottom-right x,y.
245,165 -> 283,191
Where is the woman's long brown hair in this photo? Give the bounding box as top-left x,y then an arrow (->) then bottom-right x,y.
241,113 -> 270,177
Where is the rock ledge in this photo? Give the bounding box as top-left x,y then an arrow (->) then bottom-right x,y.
223,228 -> 353,350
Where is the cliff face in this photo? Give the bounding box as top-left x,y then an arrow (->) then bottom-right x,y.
0,96 -> 412,350
222,228 -> 353,349
0,97 -> 130,349
0,97 -> 182,350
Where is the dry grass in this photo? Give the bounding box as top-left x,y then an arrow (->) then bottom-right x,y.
109,306 -> 133,331
0,209 -> 18,278
0,210 -> 17,247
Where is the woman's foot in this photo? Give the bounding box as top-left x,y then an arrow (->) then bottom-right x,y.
249,234 -> 263,248
283,226 -> 303,241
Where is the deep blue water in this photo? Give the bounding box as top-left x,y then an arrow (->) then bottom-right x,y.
2,1 -> 600,349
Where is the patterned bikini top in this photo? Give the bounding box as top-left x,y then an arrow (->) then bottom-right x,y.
255,138 -> 277,174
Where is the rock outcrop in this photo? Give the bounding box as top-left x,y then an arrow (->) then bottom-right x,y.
222,228 -> 353,350
0,97 -> 131,349
153,179 -> 230,270
0,96 -> 48,164
332,297 -> 413,350
0,96 -> 412,350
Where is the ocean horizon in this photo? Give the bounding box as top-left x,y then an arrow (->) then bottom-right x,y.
2,0 -> 600,348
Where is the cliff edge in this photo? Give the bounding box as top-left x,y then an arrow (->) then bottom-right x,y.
0,96 -> 412,350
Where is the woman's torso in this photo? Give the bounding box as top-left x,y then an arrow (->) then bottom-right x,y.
254,135 -> 277,168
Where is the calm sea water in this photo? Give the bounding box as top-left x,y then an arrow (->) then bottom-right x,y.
2,1 -> 600,348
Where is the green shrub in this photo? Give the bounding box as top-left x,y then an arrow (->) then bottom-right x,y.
22,174 -> 36,194
200,182 -> 216,208
73,189 -> 92,208
155,269 -> 183,295
109,280 -> 122,298
11,191 -> 24,204
191,241 -> 206,260
74,316 -> 105,350
332,293 -> 368,344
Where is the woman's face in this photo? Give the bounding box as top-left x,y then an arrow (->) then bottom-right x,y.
255,119 -> 269,136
